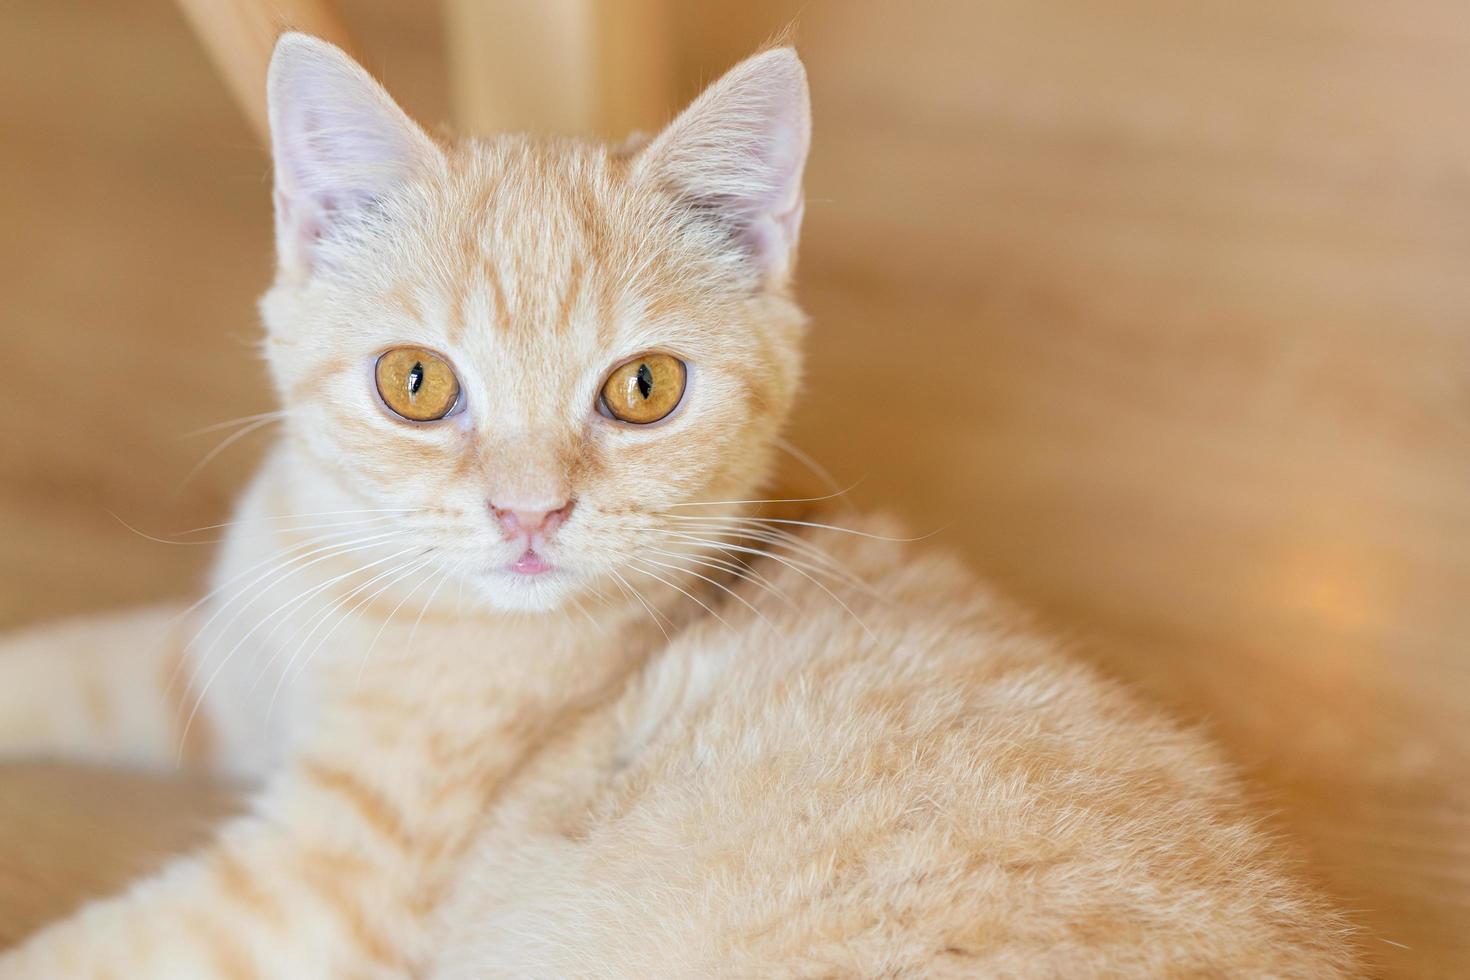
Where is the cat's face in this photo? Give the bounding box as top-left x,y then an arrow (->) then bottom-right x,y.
259,35 -> 809,611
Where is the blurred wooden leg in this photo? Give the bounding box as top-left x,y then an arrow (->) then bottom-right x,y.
174,0 -> 357,143
445,0 -> 673,138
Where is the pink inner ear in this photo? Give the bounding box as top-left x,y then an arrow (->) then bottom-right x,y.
639,48 -> 811,284
266,34 -> 439,278
273,189 -> 325,268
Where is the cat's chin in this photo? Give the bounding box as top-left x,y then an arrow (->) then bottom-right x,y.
473,568 -> 579,613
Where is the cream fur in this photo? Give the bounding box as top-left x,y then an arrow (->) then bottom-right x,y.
0,34 -> 1357,978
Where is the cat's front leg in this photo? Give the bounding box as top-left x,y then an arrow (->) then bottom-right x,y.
0,604 -> 225,772
0,734 -> 500,979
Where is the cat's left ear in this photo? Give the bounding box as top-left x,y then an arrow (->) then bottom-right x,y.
266,33 -> 443,280
636,48 -> 811,289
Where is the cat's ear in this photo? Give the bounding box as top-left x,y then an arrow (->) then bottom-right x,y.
636,48 -> 811,288
266,33 -> 442,279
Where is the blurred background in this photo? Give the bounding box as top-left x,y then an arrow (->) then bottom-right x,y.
1,1 -> 1468,974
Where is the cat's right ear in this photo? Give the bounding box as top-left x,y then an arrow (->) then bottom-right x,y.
266,33 -> 442,280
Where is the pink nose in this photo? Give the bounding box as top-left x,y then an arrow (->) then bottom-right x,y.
490,499 -> 574,541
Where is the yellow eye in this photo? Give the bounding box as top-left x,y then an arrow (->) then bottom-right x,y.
374,347 -> 461,422
600,353 -> 686,424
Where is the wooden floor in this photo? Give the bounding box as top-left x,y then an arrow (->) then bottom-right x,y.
2,2 -> 1468,975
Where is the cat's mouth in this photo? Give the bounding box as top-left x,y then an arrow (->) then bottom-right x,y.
508,549 -> 554,576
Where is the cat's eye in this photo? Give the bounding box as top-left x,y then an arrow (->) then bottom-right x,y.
599,353 -> 687,425
375,347 -> 461,422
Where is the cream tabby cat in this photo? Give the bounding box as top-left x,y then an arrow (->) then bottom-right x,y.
0,34 -> 1357,978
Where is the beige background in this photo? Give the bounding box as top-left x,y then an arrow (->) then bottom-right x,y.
2,2 -> 1468,975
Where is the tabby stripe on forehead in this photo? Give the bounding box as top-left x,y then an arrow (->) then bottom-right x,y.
487,259 -> 511,336
594,266 -> 618,350
551,256 -> 587,337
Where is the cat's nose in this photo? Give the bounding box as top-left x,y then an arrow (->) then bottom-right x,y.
489,499 -> 575,541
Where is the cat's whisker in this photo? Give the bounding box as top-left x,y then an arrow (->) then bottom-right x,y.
774,437 -> 844,494
403,564 -> 455,655
645,524 -> 876,599
656,481 -> 861,510
179,409 -> 293,439
646,544 -> 795,609
170,528 -> 406,708
121,513 -> 409,548
566,592 -> 606,635
244,542 -> 422,699
272,551 -> 435,711
635,552 -> 779,634
626,558 -> 733,634
711,525 -> 884,600
642,539 -> 799,608
666,513 -> 935,544
607,567 -> 672,644
166,521 -> 400,646
653,528 -> 846,588
273,549 -> 425,671
662,517 -> 928,597
175,533 -> 410,751
272,548 -> 434,703
580,581 -> 619,615
356,558 -> 445,688
107,511 -> 227,549
162,524 -> 398,699
168,508 -> 418,537
649,516 -> 889,598
181,529 -> 404,667
654,531 -> 876,643
176,414 -> 285,492
179,539 -> 416,760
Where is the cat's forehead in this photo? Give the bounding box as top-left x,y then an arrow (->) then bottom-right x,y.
383,137 -> 716,359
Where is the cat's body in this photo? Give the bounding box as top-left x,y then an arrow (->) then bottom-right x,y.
432,517 -> 1355,978
0,34 -> 1356,978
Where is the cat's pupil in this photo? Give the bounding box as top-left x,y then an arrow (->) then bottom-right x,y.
408,362 -> 424,397
636,363 -> 653,399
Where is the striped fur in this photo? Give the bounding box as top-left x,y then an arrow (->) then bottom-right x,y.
0,35 -> 1358,978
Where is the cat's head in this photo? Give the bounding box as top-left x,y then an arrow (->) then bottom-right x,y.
259,34 -> 810,612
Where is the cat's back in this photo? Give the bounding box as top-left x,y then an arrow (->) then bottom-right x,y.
434,513 -> 1357,978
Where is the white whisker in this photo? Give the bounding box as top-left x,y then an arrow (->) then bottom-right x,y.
567,593 -> 606,635
176,535 -> 410,759
179,410 -> 291,439
774,437 -> 843,493
654,532 -> 875,642
176,414 -> 283,491
657,482 -> 860,509
627,557 -> 733,632
667,513 -> 933,543
170,528 -> 404,706
648,546 -> 795,610
116,513 -> 409,548
244,542 -> 421,696
356,559 -> 443,687
608,567 -> 671,644
168,508 -> 417,537
273,549 -> 434,704
405,565 -> 455,653
648,525 -> 876,598
636,553 -> 777,633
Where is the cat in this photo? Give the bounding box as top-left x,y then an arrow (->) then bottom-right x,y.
0,33 -> 1358,978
